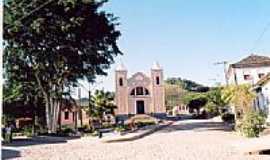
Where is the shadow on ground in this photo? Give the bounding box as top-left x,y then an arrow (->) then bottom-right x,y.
2,149 -> 21,160
3,136 -> 80,147
159,121 -> 233,133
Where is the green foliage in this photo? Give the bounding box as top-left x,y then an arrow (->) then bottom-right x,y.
238,111 -> 266,137
206,87 -> 229,108
182,92 -> 208,114
182,92 -> 207,105
114,126 -> 126,132
204,102 -> 219,115
22,126 -> 33,137
165,84 -> 186,109
135,121 -> 156,128
223,84 -> 255,115
166,77 -> 208,92
2,114 -> 15,126
4,0 -> 122,132
87,90 -> 116,120
203,87 -> 230,115
59,125 -> 75,136
3,81 -> 23,103
165,77 -> 209,111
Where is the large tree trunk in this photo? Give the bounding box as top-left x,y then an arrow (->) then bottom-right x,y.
34,73 -> 61,134
44,96 -> 61,134
45,97 -> 52,133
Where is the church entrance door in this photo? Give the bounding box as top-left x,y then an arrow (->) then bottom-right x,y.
136,100 -> 145,114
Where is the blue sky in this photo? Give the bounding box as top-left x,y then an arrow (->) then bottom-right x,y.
78,0 -> 270,97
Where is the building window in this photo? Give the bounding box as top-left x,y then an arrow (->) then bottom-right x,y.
119,78 -> 123,86
234,73 -> 238,85
130,89 -> 135,95
258,73 -> 265,79
136,87 -> 144,95
130,87 -> 150,96
156,76 -> 160,85
244,74 -> 252,80
64,111 -> 69,120
145,88 -> 149,95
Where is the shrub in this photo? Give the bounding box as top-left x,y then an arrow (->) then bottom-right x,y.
135,121 -> 156,128
238,111 -> 266,137
22,126 -> 33,137
114,126 -> 126,132
58,125 -> 75,136
204,103 -> 219,116
221,113 -> 235,123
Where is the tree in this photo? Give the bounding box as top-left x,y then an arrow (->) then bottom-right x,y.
205,87 -> 230,114
166,77 -> 209,92
4,0 -> 122,133
87,90 -> 116,129
165,84 -> 186,110
182,92 -> 208,115
223,84 -> 255,119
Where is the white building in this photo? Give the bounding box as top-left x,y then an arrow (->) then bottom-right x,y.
254,73 -> 270,124
227,54 -> 270,85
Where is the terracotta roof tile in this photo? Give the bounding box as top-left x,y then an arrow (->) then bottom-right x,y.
230,54 -> 270,68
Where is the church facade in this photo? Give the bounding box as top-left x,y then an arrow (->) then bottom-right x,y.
115,62 -> 166,119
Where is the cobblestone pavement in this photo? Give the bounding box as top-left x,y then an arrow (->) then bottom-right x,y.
3,119 -> 270,160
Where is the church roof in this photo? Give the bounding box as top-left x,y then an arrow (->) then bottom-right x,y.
230,54 -> 270,68
115,62 -> 127,71
152,61 -> 162,70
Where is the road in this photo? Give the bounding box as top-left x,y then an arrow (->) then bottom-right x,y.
3,119 -> 270,160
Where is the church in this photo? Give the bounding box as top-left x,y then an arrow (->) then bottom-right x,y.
115,62 -> 166,119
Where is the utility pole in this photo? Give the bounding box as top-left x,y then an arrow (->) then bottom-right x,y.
214,61 -> 229,86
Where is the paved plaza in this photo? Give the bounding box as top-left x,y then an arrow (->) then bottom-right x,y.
3,119 -> 270,160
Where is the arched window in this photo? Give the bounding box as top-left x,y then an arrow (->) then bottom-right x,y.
136,87 -> 144,95
130,87 -> 150,96
119,78 -> 123,86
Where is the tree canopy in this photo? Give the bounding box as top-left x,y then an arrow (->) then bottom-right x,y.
87,90 -> 116,120
4,0 -> 122,133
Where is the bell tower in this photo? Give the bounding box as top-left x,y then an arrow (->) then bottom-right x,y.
151,62 -> 165,114
115,63 -> 128,115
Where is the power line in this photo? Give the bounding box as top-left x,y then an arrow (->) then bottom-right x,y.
250,20 -> 270,53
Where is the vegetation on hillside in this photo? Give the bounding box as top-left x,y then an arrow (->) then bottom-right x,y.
165,77 -> 210,112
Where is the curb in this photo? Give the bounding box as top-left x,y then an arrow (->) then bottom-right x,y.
103,121 -> 174,143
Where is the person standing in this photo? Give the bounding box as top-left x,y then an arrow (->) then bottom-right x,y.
5,124 -> 12,143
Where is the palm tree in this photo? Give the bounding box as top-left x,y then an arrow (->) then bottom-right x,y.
87,90 -> 116,130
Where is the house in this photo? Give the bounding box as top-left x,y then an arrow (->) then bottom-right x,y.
115,62 -> 166,120
227,54 -> 270,85
254,73 -> 270,124
59,98 -> 90,128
